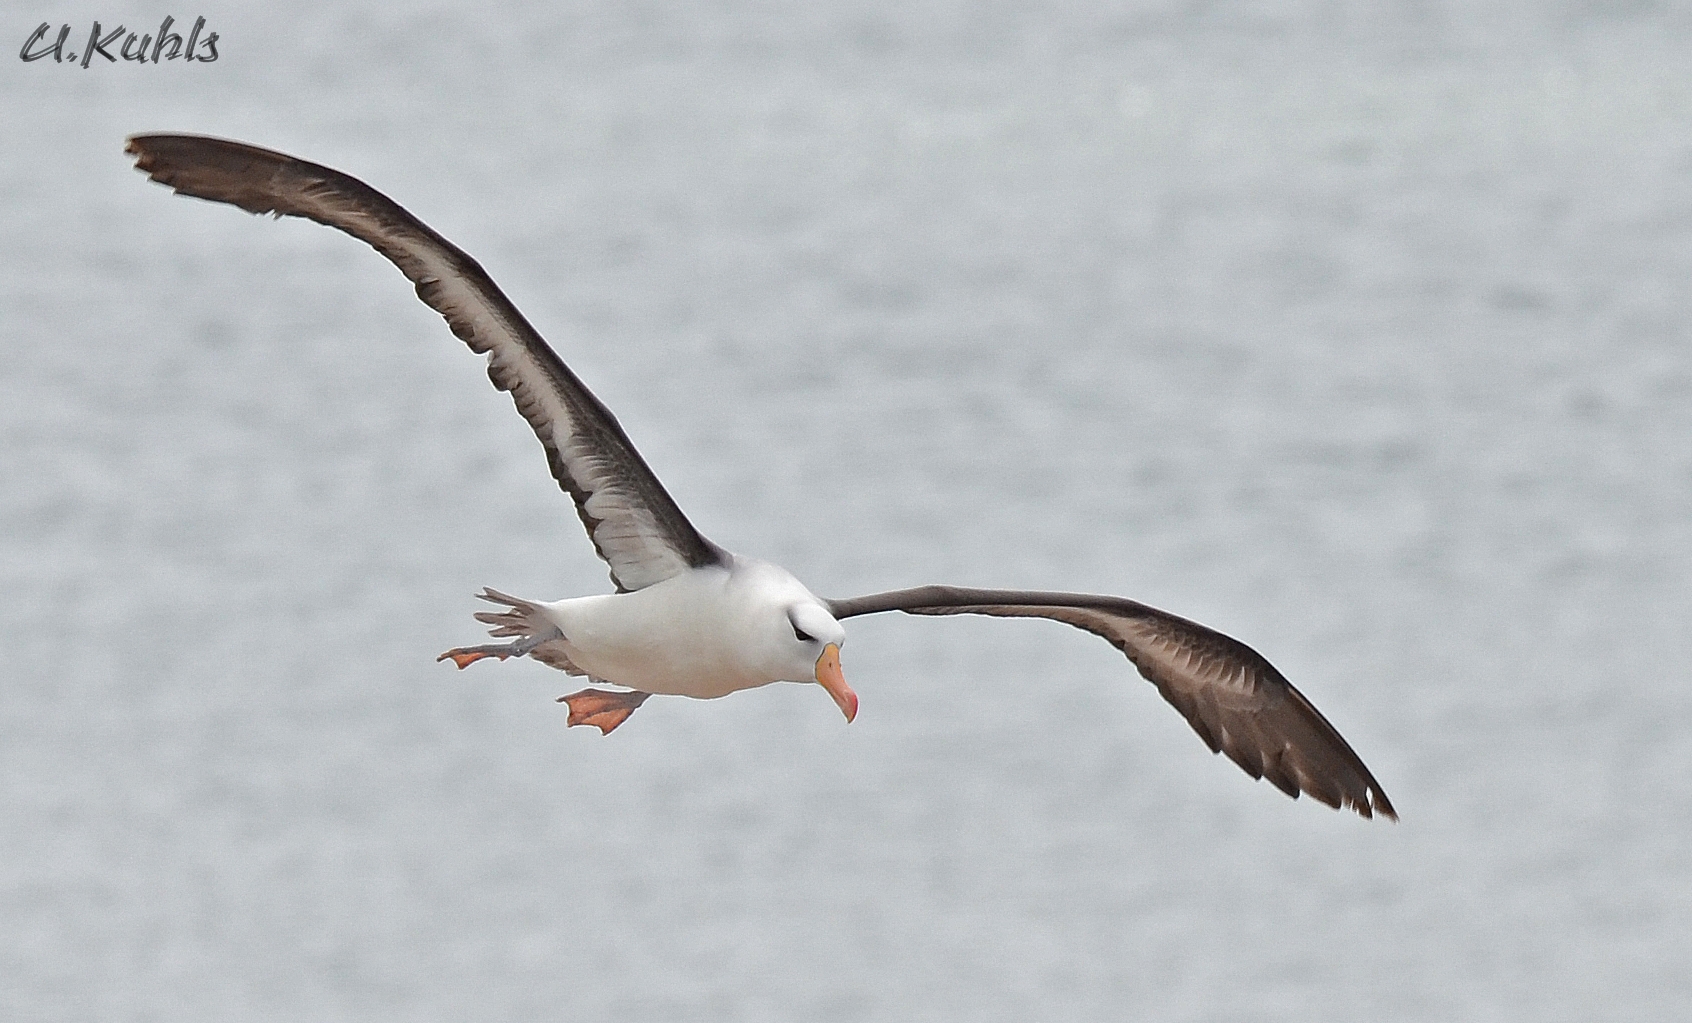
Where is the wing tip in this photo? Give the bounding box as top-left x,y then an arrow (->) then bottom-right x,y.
125,131 -> 212,176
1362,786 -> 1399,822
1219,745 -> 1396,822
125,132 -> 300,218
1326,781 -> 1397,822
125,133 -> 166,181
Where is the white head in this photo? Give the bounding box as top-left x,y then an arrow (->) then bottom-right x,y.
784,599 -> 856,722
729,558 -> 857,721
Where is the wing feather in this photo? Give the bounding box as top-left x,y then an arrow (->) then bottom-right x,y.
126,133 -> 724,592
827,585 -> 1395,820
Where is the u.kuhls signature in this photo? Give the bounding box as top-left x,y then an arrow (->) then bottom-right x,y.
19,17 -> 219,66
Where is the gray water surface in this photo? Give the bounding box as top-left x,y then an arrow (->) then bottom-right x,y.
4,3 -> 1691,1020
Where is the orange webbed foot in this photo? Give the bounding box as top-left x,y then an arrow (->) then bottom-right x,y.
558,688 -> 651,734
437,646 -> 510,670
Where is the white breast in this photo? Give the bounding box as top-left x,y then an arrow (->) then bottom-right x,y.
538,562 -> 819,699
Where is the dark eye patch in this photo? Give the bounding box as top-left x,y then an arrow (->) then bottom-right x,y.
792,621 -> 814,643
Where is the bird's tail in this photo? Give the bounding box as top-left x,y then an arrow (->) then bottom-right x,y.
471,588 -> 586,675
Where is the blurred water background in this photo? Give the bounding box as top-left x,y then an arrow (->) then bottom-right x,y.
4,1 -> 1691,1019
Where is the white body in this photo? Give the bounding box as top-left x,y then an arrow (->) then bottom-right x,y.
540,559 -> 837,699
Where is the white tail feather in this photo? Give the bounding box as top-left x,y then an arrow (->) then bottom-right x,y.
471,588 -> 587,675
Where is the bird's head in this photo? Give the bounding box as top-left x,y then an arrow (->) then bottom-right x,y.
786,600 -> 855,722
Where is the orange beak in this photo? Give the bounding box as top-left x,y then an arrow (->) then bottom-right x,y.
815,643 -> 857,723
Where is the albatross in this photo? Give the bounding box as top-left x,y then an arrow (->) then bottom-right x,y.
126,133 -> 1396,820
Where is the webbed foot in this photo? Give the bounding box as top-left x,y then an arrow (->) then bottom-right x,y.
558,688 -> 651,734
438,633 -> 549,670
437,644 -> 515,669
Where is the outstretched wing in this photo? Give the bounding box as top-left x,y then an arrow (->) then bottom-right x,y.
827,586 -> 1395,819
126,133 -> 725,592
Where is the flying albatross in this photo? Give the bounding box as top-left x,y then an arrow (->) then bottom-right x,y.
126,133 -> 1395,820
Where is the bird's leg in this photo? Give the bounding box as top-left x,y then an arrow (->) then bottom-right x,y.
437,633 -> 547,670
557,689 -> 651,735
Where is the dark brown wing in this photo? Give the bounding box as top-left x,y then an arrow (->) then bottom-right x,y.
126,133 -> 725,592
827,586 -> 1395,820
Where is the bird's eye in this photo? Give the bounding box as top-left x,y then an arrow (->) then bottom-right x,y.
792,621 -> 814,643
